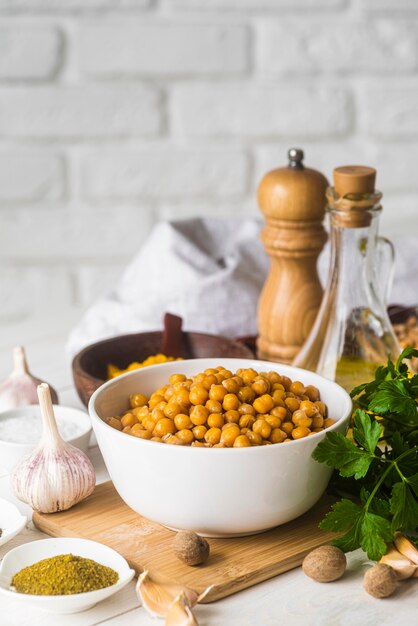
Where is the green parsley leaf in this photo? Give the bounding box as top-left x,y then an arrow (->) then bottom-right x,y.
390,481 -> 418,531
313,431 -> 374,479
396,347 -> 418,371
406,473 -> 418,499
319,498 -> 361,532
353,409 -> 381,454
360,512 -> 393,560
369,379 -> 417,421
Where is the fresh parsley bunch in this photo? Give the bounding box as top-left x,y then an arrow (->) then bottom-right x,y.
313,346 -> 418,560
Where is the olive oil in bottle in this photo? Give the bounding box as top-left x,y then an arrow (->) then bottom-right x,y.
293,166 -> 400,392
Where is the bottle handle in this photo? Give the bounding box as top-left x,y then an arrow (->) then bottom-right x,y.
376,236 -> 395,307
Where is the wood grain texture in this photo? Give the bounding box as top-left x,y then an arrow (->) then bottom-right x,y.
257,158 -> 328,364
33,481 -> 337,603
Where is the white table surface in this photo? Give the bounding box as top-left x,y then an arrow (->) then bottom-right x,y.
0,308 -> 417,626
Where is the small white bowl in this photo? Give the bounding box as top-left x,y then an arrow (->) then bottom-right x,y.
89,358 -> 352,537
0,498 -> 27,547
0,537 -> 135,614
0,405 -> 92,472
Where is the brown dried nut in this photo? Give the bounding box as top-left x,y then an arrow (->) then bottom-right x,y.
173,530 -> 210,566
363,563 -> 398,598
302,545 -> 346,582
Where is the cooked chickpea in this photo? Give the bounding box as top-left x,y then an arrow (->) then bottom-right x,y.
164,402 -> 182,419
305,385 -> 320,402
209,385 -> 228,402
220,424 -> 241,446
292,410 -> 313,428
149,393 -> 165,409
208,413 -> 224,428
222,377 -> 241,394
252,376 -> 270,395
176,429 -> 194,444
153,418 -> 176,437
289,381 -> 305,396
202,374 -> 218,390
131,424 -> 151,439
253,419 -> 272,439
238,386 -> 256,403
281,422 -> 294,436
133,406 -> 149,419
253,394 -> 274,414
205,427 -> 222,445
169,373 -> 186,385
312,415 -> 324,429
224,409 -> 240,424
107,416 -> 122,431
270,428 -> 286,444
192,425 -> 207,440
121,413 -> 137,428
247,431 -> 262,445
241,368 -> 257,384
315,401 -> 327,416
189,385 -> 209,406
265,415 -> 281,429
130,393 -> 148,408
223,393 -> 240,411
267,371 -> 281,384
190,405 -> 209,426
114,367 -> 330,448
299,400 -> 319,417
233,435 -> 251,448
239,414 -> 255,429
285,397 -> 300,413
238,403 -> 256,416
292,426 -> 311,439
174,387 -> 191,408
174,413 -> 193,430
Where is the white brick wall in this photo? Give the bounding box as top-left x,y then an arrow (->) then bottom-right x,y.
1,0 -> 418,323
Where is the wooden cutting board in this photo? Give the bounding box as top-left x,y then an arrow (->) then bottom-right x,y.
33,481 -> 337,603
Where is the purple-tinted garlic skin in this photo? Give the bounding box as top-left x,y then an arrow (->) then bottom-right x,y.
11,437 -> 95,513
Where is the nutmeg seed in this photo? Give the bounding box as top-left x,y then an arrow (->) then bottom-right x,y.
363,563 -> 398,599
302,545 -> 347,582
173,530 -> 210,566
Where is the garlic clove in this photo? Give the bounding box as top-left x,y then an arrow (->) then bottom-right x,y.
166,593 -> 199,626
394,532 -> 418,565
0,346 -> 58,411
11,383 -> 95,513
136,570 -> 199,619
379,544 -> 418,580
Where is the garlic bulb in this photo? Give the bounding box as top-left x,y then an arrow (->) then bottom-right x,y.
0,346 -> 58,411
11,383 -> 95,513
166,593 -> 199,626
136,570 -> 198,619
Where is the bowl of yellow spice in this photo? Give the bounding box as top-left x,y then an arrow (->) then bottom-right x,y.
0,537 -> 135,614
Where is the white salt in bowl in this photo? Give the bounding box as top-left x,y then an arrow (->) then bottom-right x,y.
0,405 -> 92,472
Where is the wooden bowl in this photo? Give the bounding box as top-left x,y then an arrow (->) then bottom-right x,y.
72,331 -> 254,407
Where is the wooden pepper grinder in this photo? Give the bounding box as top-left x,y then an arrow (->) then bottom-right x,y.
257,148 -> 328,363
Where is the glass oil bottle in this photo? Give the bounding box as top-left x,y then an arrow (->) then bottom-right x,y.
293,165 -> 400,392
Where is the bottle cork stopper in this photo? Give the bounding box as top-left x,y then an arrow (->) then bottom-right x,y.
333,166 -> 376,196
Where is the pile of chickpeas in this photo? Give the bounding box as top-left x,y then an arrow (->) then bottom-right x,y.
106,366 -> 335,447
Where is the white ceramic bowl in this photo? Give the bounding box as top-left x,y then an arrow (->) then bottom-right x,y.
0,537 -> 135,614
89,359 -> 352,537
0,405 -> 92,472
0,498 -> 27,547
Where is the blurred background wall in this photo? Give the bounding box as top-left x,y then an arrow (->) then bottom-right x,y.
1,0 -> 418,325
